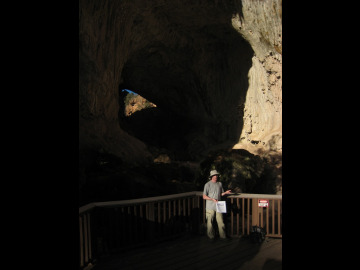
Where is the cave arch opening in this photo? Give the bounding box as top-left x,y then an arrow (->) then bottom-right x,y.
118,25 -> 254,162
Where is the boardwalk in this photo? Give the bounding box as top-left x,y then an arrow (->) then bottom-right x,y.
91,234 -> 282,270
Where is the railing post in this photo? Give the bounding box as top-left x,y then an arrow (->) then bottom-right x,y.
266,202 -> 269,235
230,197 -> 234,236
251,198 -> 259,226
79,216 -> 84,268
247,198 -> 250,235
242,198 -> 245,236
86,212 -> 92,262
236,198 -> 240,236
277,200 -> 281,235
83,213 -> 88,264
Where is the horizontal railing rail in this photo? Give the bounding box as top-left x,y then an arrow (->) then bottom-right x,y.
79,191 -> 282,269
79,191 -> 202,214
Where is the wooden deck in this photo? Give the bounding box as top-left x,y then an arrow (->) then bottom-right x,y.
91,234 -> 282,270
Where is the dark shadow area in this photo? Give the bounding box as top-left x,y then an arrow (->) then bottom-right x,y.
91,229 -> 281,270
119,106 -> 200,161
79,146 -> 281,207
88,205 -> 203,264
79,149 -> 198,207
118,0 -> 254,163
263,259 -> 282,270
195,149 -> 280,194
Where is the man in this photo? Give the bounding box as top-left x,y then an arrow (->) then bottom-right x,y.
203,169 -> 232,239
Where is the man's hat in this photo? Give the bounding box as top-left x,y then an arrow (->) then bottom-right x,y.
209,170 -> 220,179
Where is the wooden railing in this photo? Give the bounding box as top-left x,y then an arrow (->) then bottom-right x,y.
79,191 -> 282,269
227,193 -> 282,238
79,192 -> 203,269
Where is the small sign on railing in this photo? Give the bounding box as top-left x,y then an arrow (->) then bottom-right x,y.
258,199 -> 269,207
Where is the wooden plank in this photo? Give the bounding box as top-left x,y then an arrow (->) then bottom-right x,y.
229,193 -> 282,199
266,201 -> 269,235
92,191 -> 200,209
163,201 -> 166,224
151,203 -> 155,222
118,207 -> 123,246
134,205 -> 138,243
168,200 -> 171,219
79,216 -> 84,267
187,197 -> 191,216
236,198 -> 240,236
247,198 -> 250,235
87,212 -> 92,260
183,199 -> 186,216
272,199 -> 275,235
84,214 -> 88,264
128,206 -> 132,244
173,199 -> 176,217
266,234 -> 282,238
139,204 -> 144,241
242,198 -> 245,236
230,197 -> 234,235
178,199 -> 181,216
277,199 -> 281,235
252,198 -> 259,226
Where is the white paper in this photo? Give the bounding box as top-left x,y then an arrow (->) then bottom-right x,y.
216,201 -> 227,213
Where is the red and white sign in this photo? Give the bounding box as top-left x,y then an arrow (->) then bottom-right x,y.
258,199 -> 269,207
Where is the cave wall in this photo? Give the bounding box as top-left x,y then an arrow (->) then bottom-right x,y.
231,0 -> 282,154
79,0 -> 153,165
79,0 -> 282,165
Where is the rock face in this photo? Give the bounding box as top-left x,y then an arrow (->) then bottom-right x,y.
231,0 -> 282,154
123,92 -> 157,117
79,0 -> 282,193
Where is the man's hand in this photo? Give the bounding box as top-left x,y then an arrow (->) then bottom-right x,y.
222,190 -> 232,196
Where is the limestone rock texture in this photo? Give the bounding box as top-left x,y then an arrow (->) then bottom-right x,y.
79,0 -> 282,193
231,0 -> 282,155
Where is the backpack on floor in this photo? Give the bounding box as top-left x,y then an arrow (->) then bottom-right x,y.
250,226 -> 266,243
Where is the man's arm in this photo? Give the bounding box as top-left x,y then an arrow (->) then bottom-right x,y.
221,190 -> 232,196
203,193 -> 218,203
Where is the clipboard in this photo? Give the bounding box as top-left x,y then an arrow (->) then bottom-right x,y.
216,201 -> 227,213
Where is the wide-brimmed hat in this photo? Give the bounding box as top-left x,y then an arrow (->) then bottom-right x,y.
209,170 -> 220,179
